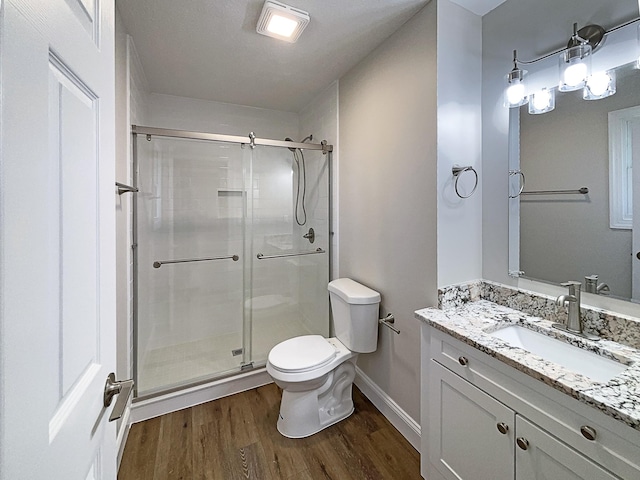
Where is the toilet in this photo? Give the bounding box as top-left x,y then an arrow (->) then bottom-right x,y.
266,278 -> 381,438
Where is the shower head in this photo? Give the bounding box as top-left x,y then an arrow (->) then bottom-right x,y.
300,134 -> 313,144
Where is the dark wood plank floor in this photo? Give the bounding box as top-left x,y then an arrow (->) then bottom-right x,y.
118,383 -> 421,480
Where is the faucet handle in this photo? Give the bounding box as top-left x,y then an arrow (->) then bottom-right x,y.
561,280 -> 581,296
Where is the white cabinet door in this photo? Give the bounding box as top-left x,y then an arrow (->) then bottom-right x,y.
0,0 -> 116,479
429,361 -> 515,480
515,416 -> 618,480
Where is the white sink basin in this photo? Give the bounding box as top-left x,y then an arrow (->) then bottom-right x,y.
489,325 -> 627,383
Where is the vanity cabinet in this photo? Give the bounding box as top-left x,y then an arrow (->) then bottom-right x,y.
429,361 -> 618,480
421,325 -> 640,480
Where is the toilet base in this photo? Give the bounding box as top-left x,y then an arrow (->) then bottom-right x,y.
275,359 -> 356,438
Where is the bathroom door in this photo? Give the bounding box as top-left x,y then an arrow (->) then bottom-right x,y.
0,0 -> 118,478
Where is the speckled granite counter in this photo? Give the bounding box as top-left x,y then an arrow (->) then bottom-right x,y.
416,299 -> 640,432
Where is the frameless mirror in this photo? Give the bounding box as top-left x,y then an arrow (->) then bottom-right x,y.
512,61 -> 640,302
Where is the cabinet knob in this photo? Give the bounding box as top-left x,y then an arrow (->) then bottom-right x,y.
580,425 -> 597,441
496,422 -> 509,435
458,356 -> 469,366
516,437 -> 529,450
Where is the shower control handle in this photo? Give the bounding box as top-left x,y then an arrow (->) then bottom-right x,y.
303,227 -> 315,243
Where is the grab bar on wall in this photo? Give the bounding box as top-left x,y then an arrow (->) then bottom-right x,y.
153,254 -> 239,268
256,248 -> 326,260
520,187 -> 589,196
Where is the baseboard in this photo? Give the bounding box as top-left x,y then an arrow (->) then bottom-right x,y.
130,368 -> 272,424
354,367 -> 421,451
116,404 -> 132,469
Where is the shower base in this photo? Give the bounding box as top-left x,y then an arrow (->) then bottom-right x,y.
137,315 -> 314,396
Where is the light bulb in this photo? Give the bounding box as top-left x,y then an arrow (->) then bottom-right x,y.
528,88 -> 554,114
563,62 -> 587,87
532,90 -> 551,110
506,82 -> 525,106
586,72 -> 610,96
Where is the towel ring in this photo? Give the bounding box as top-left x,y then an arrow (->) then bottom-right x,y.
508,170 -> 526,198
452,166 -> 478,199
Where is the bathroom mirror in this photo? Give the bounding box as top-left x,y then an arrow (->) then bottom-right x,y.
512,61 -> 640,302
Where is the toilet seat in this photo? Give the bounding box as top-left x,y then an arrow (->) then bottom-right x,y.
268,335 -> 337,373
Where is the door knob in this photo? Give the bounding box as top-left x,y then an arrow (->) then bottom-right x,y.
104,373 -> 134,422
516,437 -> 530,450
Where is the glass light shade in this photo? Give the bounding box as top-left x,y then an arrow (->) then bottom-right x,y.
584,71 -> 616,100
559,44 -> 592,91
528,88 -> 555,114
504,69 -> 528,108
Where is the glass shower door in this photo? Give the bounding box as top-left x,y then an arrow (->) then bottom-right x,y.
246,145 -> 330,366
135,135 -> 248,396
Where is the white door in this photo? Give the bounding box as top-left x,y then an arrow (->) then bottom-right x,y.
0,0 -> 118,479
428,361 -> 515,480
515,416 -> 618,480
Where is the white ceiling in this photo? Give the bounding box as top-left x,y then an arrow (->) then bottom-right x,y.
117,0 -> 433,112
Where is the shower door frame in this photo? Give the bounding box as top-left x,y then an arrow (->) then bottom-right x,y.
131,125 -> 333,400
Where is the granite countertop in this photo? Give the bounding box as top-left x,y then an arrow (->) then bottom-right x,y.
416,300 -> 640,432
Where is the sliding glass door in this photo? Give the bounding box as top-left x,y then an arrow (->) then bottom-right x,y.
134,132 -> 330,397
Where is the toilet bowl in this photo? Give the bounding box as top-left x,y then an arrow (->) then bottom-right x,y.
266,278 -> 381,438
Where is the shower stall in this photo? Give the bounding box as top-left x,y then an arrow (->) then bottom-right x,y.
132,126 -> 332,398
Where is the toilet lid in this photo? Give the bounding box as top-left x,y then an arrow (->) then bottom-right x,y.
268,335 -> 337,373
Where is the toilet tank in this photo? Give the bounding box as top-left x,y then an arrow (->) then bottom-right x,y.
328,278 -> 381,353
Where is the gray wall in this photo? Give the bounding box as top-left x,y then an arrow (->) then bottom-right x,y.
338,2 -> 437,423
481,0 -> 639,287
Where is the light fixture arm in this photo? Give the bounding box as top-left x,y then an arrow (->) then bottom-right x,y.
515,19 -> 624,66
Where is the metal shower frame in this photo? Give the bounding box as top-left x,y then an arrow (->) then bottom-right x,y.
130,125 -> 334,400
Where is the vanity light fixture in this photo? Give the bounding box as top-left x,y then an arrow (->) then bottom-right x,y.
528,88 -> 555,114
256,1 -> 310,43
584,70 -> 616,100
558,24 -> 603,91
504,21 -> 617,114
504,50 -> 528,108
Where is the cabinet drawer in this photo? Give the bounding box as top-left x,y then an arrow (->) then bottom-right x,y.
428,327 -> 640,480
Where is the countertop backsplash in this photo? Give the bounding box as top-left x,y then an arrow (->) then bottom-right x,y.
438,280 -> 640,349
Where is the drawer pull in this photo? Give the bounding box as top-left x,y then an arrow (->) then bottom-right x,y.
516,437 -> 529,450
458,356 -> 469,366
496,422 -> 509,435
580,425 -> 597,441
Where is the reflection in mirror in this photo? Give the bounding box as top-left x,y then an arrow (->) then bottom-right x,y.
517,62 -> 640,302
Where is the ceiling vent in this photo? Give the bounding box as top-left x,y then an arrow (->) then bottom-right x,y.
256,1 -> 310,43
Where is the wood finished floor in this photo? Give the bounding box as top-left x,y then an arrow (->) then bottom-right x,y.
118,383 -> 421,480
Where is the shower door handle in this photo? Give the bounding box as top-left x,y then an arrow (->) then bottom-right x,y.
153,254 -> 240,268
104,373 -> 134,422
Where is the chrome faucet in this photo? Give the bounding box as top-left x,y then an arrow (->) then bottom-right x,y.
584,275 -> 610,295
553,281 -> 599,340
